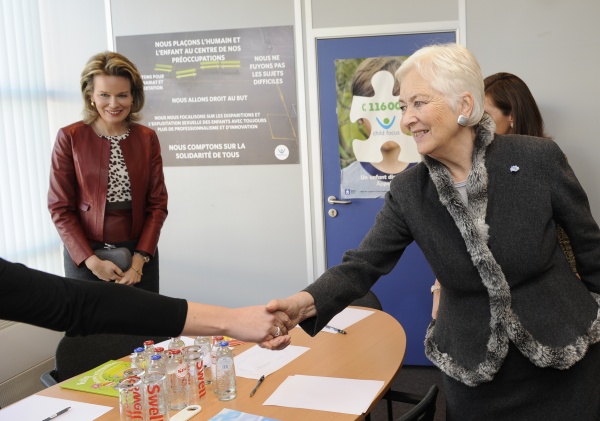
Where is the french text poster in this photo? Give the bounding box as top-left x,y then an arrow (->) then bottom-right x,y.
116,26 -> 298,166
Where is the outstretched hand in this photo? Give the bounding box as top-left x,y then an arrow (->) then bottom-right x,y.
258,292 -> 317,349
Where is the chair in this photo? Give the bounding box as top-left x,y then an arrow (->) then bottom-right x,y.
350,289 -> 383,310
355,292 -> 439,421
40,333 -> 168,387
384,384 -> 439,421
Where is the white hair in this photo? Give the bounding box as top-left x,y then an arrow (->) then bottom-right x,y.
395,43 -> 485,126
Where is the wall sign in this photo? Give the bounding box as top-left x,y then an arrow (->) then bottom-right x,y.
117,26 -> 299,166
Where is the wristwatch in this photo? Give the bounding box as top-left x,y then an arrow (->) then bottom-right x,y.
134,251 -> 150,264
430,284 -> 441,294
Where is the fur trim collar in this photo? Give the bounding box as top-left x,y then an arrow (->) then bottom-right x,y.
422,114 -> 600,386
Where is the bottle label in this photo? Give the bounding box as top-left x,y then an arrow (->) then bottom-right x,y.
194,360 -> 207,398
123,386 -> 143,420
145,383 -> 166,420
176,363 -> 187,379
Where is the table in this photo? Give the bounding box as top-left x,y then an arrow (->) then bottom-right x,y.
37,307 -> 406,420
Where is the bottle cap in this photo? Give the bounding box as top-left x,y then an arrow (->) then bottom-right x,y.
154,347 -> 164,352
220,341 -> 229,347
134,347 -> 144,353
144,340 -> 155,346
151,354 -> 162,360
169,349 -> 182,354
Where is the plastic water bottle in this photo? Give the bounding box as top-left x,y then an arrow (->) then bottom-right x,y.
185,351 -> 207,405
194,336 -> 213,385
168,336 -> 185,351
142,340 -> 155,365
131,347 -> 147,370
153,346 -> 166,361
142,354 -> 169,421
215,341 -> 236,401
147,354 -> 166,375
166,349 -> 189,410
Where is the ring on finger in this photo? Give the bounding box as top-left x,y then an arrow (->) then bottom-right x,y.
275,326 -> 281,337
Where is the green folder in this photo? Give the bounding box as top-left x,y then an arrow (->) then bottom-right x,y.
59,360 -> 131,397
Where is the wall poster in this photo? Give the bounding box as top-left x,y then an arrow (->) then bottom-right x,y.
336,57 -> 421,199
116,26 -> 298,166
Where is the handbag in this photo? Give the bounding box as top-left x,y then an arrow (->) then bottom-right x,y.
94,244 -> 132,271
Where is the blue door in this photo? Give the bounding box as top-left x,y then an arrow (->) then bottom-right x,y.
317,32 -> 455,365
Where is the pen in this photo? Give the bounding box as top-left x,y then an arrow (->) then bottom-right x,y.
250,375 -> 265,397
325,325 -> 347,334
42,406 -> 71,421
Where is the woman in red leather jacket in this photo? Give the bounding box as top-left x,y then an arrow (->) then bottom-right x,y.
48,51 -> 168,293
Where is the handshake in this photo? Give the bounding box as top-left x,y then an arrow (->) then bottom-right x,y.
193,291 -> 317,351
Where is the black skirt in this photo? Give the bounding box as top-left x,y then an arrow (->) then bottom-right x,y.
443,341 -> 600,420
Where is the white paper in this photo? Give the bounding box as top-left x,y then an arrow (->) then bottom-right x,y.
322,307 -> 374,333
263,375 -> 384,415
0,395 -> 112,421
234,344 -> 310,379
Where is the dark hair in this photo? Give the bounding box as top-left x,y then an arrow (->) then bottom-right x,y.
351,56 -> 404,97
484,72 -> 548,138
80,51 -> 145,124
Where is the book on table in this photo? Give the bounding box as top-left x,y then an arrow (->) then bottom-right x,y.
60,360 -> 132,398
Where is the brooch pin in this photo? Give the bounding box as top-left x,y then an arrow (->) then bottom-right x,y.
509,165 -> 520,173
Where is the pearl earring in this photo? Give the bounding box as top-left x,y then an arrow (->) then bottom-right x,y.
457,115 -> 468,126
91,101 -> 95,106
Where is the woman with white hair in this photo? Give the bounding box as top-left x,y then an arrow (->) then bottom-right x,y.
265,43 -> 600,419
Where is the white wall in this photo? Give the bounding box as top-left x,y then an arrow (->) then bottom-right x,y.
466,0 -> 600,222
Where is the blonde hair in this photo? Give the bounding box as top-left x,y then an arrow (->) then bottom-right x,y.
395,43 -> 485,126
80,51 -> 145,124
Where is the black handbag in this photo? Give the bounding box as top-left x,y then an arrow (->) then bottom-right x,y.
94,244 -> 132,271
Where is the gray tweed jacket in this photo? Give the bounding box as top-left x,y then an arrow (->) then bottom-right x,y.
302,114 -> 600,386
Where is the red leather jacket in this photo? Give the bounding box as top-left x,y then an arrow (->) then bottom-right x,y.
48,121 -> 168,266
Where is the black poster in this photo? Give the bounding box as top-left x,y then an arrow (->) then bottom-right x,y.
116,26 -> 298,166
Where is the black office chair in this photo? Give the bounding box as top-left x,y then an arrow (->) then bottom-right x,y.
350,289 -> 384,310
355,292 -> 439,421
40,333 -> 168,386
385,384 -> 439,421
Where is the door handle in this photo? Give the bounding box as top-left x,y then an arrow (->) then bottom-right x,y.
328,195 -> 352,205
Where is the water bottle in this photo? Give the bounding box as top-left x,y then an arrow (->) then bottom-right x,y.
147,354 -> 166,375
215,341 -> 236,401
131,347 -> 147,370
210,336 -> 224,388
166,349 -> 189,410
142,340 -> 155,364
185,351 -> 207,405
194,336 -> 213,385
142,354 -> 169,421
167,336 -> 185,351
153,346 -> 166,360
